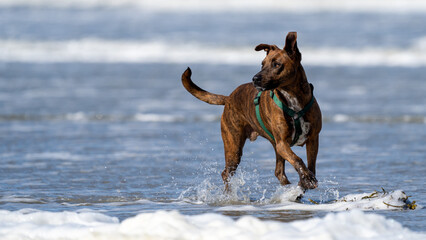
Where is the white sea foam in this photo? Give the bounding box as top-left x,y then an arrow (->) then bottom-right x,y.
134,113 -> 185,122
25,152 -> 85,161
2,38 -> 426,67
2,112 -> 425,124
218,186 -> 420,212
0,209 -> 424,240
0,195 -> 45,204
1,0 -> 426,13
326,114 -> 426,124
267,188 -> 421,212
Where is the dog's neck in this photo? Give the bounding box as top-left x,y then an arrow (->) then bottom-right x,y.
275,65 -> 312,110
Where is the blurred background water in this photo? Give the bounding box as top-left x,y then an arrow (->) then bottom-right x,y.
0,0 -> 425,237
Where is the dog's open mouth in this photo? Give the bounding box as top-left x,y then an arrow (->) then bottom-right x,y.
253,83 -> 266,92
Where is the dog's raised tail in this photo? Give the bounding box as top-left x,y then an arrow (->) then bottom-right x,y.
181,67 -> 227,105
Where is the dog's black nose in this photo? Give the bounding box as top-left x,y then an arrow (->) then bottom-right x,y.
252,75 -> 261,84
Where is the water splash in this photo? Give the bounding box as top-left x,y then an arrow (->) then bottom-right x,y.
266,185 -> 305,204
179,170 -> 420,212
178,169 -> 261,205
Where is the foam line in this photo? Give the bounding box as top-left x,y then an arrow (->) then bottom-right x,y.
2,39 -> 426,67
0,209 -> 424,240
0,113 -> 425,124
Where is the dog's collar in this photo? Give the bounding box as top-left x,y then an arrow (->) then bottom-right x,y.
254,84 -> 315,146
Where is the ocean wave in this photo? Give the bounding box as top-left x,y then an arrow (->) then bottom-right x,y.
25,152 -> 86,161
323,114 -> 426,124
1,0 -> 426,13
2,38 -> 426,67
0,195 -> 46,204
0,113 -> 221,123
1,113 -> 425,124
0,209 -> 424,240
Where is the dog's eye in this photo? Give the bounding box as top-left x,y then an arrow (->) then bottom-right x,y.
273,62 -> 282,68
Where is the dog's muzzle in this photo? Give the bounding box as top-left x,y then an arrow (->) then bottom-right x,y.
252,74 -> 265,91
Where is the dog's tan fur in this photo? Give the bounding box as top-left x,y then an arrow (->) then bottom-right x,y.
181,32 -> 321,190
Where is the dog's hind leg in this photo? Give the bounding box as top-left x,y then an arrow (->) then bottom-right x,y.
220,117 -> 246,191
274,148 -> 291,185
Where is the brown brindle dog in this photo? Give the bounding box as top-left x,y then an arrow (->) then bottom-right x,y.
181,32 -> 321,190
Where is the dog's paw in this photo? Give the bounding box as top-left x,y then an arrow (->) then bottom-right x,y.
299,171 -> 318,190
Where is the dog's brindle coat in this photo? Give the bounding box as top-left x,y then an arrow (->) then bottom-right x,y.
181,32 -> 321,190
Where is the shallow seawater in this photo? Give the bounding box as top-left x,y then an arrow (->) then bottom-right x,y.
0,1 -> 426,239
0,63 -> 425,232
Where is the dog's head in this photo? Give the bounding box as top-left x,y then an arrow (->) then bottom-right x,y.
252,32 -> 302,91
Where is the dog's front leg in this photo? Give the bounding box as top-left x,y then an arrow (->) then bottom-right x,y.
274,148 -> 291,185
275,141 -> 318,189
306,135 -> 319,175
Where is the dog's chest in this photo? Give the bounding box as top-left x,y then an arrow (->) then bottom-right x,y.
280,90 -> 310,146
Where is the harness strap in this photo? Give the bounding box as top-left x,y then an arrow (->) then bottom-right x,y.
254,84 -> 315,146
254,91 -> 275,141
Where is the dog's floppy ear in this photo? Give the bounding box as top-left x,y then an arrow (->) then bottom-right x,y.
255,44 -> 278,55
284,32 -> 301,60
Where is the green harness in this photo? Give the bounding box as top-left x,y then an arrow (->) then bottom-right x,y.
254,84 -> 315,146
